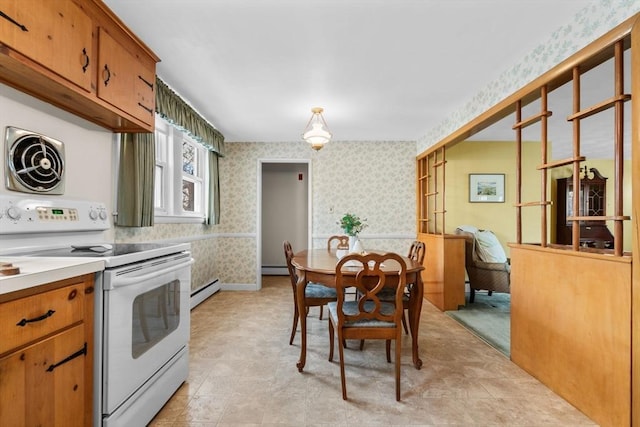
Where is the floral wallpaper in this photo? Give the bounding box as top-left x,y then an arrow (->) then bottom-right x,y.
417,0 -> 640,153
116,140 -> 417,289
116,0 -> 640,292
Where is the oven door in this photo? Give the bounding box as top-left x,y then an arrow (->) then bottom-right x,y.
102,254 -> 192,414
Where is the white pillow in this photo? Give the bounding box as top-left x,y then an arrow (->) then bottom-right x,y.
475,230 -> 507,263
457,225 -> 479,234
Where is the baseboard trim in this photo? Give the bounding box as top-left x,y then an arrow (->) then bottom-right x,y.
262,267 -> 288,275
221,283 -> 258,291
190,279 -> 221,309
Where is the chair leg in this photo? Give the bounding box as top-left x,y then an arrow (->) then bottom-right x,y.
385,340 -> 391,363
395,338 -> 401,401
338,331 -> 347,400
319,305 -> 324,320
289,304 -> 299,345
328,320 -> 334,361
469,288 -> 476,303
401,311 -> 409,335
488,290 -> 493,296
359,339 -> 364,351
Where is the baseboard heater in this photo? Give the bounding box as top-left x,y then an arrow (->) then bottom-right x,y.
262,265 -> 288,275
190,278 -> 220,309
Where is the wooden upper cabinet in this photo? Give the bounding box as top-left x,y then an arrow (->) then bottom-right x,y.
97,27 -> 155,125
0,0 -> 92,92
0,0 -> 159,132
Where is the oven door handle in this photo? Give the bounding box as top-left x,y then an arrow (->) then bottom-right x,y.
112,258 -> 194,288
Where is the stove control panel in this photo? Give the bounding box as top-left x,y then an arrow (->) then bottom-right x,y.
0,195 -> 110,234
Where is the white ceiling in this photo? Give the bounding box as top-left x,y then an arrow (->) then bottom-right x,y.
105,0 -> 615,150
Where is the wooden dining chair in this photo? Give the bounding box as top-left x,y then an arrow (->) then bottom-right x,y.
284,241 -> 338,345
377,240 -> 425,334
327,235 -> 349,251
327,252 -> 408,401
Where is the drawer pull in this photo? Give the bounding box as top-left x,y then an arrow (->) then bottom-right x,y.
46,343 -> 87,372
16,309 -> 55,327
103,64 -> 111,86
138,102 -> 153,114
138,75 -> 153,90
81,48 -> 90,73
0,10 -> 28,32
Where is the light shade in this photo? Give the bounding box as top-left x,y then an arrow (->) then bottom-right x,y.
302,107 -> 332,150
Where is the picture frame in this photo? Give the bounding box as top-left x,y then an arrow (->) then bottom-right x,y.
469,173 -> 505,203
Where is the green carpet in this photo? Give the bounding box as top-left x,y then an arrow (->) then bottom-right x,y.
445,292 -> 510,357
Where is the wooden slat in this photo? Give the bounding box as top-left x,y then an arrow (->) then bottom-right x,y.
537,156 -> 586,170
512,110 -> 553,130
514,201 -> 553,207
566,94 -> 631,121
567,215 -> 631,221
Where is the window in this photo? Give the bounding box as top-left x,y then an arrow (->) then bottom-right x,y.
155,116 -> 208,222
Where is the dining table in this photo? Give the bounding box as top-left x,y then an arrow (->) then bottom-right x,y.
291,248 -> 425,372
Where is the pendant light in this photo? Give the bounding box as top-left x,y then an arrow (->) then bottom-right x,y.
302,107 -> 332,151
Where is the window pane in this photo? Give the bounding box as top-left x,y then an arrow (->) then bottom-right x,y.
182,142 -> 195,176
182,179 -> 195,211
154,165 -> 164,209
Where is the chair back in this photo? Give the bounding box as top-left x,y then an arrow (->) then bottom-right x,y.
283,240 -> 298,289
327,235 -> 350,251
334,252 -> 407,325
407,241 -> 426,264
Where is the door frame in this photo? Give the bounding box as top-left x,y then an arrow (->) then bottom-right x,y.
256,158 -> 312,290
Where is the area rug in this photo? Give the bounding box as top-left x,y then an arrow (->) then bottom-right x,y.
445,292 -> 510,357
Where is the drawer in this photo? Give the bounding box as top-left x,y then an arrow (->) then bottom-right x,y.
0,283 -> 85,354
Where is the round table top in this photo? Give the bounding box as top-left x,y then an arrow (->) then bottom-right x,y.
291,248 -> 424,275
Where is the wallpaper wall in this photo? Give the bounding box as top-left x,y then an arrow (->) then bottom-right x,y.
417,0 -> 640,153
116,140 -> 417,289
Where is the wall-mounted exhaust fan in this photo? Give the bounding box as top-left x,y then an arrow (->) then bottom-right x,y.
5,126 -> 65,194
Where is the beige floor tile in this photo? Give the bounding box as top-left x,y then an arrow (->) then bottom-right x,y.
148,276 -> 595,427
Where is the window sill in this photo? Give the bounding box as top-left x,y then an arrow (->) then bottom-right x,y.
154,215 -> 205,224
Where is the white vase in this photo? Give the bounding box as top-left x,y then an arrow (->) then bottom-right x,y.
349,235 -> 364,253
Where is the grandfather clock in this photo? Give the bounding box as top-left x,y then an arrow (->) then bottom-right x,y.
555,166 -> 613,248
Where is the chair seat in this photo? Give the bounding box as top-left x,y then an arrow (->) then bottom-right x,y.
377,287 -> 410,302
327,301 -> 396,328
306,282 -> 337,299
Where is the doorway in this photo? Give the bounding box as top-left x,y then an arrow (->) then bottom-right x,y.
257,160 -> 311,285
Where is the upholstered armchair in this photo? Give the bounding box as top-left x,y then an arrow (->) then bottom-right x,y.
455,226 -> 510,303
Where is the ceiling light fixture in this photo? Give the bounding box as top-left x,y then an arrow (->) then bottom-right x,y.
302,107 -> 332,151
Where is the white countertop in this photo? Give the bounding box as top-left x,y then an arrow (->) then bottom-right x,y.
0,257 -> 105,295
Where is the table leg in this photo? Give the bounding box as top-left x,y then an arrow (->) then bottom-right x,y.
408,274 -> 424,369
295,271 -> 307,372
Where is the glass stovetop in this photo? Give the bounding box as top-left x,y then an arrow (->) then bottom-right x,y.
20,242 -> 190,268
26,243 -> 176,257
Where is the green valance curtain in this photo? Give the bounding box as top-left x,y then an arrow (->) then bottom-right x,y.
115,132 -> 155,227
116,77 -> 225,227
155,77 -> 225,156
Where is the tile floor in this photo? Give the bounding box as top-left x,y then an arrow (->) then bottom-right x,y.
149,276 -> 597,426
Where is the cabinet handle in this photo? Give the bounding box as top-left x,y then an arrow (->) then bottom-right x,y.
138,75 -> 153,90
16,309 -> 55,327
81,48 -> 90,73
0,11 -> 28,32
103,64 -> 111,86
138,102 -> 153,114
46,343 -> 87,372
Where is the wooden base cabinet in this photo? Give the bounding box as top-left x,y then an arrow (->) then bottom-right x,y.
510,245 -> 631,427
418,233 -> 466,311
0,275 -> 95,427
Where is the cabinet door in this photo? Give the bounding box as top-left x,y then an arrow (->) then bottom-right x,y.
97,27 -> 155,125
0,325 -> 86,427
0,0 -> 92,91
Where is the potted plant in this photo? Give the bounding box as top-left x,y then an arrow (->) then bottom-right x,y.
338,213 -> 367,253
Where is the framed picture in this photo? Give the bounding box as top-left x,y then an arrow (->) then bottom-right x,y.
469,173 -> 505,203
